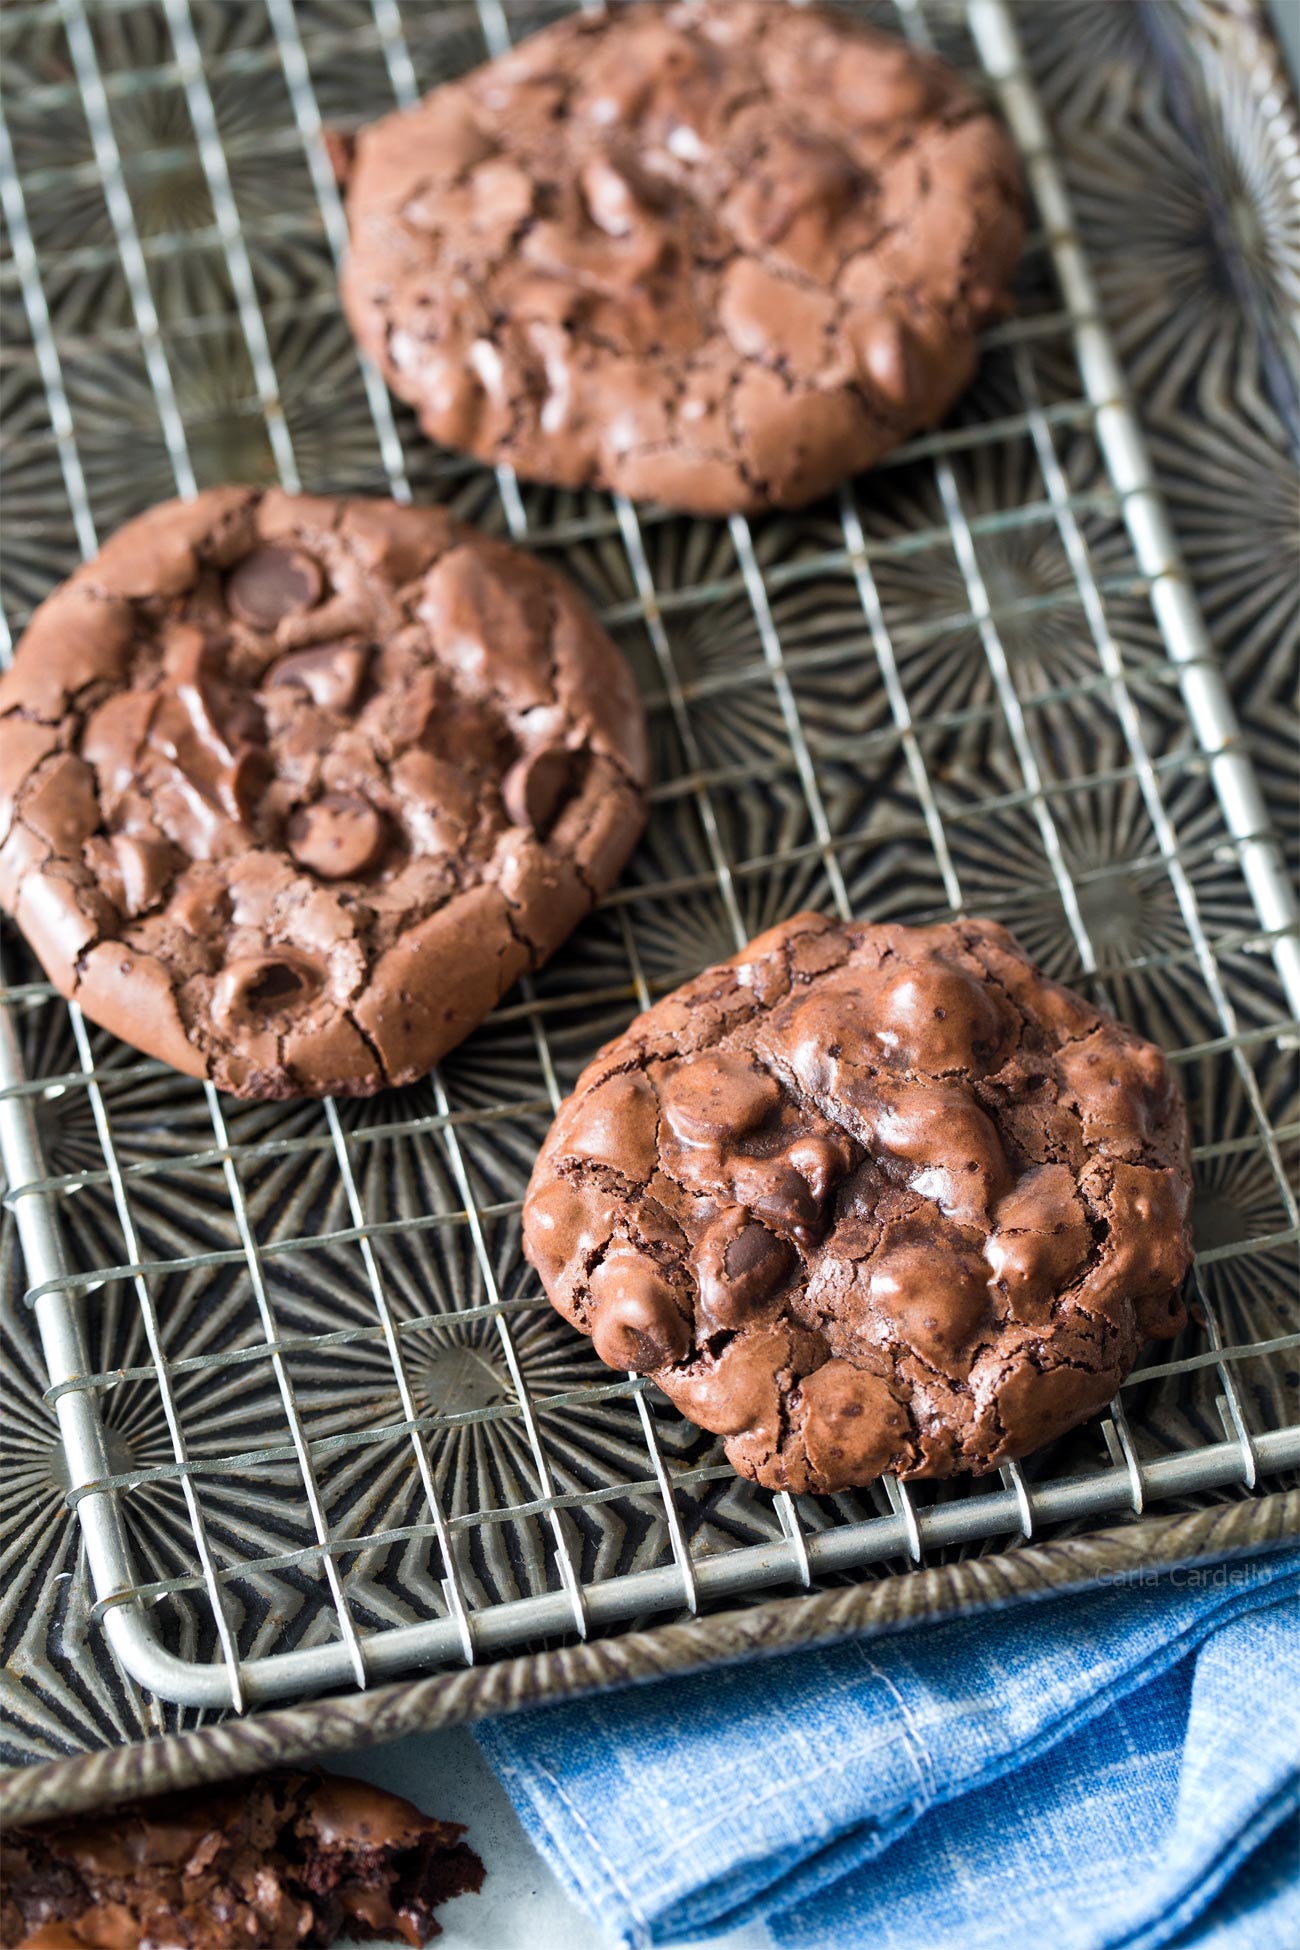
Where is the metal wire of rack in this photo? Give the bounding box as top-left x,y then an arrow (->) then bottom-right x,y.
0,0 -> 1297,1722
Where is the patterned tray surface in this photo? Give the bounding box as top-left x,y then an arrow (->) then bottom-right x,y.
1,0 -> 1297,1775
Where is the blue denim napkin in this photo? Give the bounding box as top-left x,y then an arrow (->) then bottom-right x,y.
477,1545 -> 1299,1949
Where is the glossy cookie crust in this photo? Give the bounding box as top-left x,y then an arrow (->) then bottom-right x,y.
523,914 -> 1193,1493
339,1 -> 1024,515
0,489 -> 647,1099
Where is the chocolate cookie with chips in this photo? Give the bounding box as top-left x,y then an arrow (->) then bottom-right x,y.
338,1 -> 1024,515
0,488 -> 646,1099
523,914 -> 1193,1492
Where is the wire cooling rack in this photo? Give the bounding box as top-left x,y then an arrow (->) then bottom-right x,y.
1,0 -> 1297,1722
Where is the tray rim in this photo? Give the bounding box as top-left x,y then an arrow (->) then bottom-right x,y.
3,1491 -> 1296,1825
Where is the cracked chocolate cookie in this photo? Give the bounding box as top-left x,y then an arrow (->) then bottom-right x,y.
0,488 -> 647,1099
1,1769 -> 483,1948
523,913 -> 1193,1492
338,1 -> 1024,516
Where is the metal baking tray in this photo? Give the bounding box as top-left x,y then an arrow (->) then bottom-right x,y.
2,0 -> 1297,1816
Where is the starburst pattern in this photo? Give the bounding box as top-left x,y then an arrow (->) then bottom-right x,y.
1129,1039 -> 1299,1456
850,432 -> 1172,764
1024,0 -> 1300,884
938,732 -> 1274,1048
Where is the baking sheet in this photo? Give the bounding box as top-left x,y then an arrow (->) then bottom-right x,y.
1,0 -> 1297,1806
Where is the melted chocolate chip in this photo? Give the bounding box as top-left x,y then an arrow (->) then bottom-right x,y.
662,1052 -> 781,1146
501,745 -> 575,835
226,546 -> 324,629
267,641 -> 369,713
725,1222 -> 788,1284
288,793 -> 387,879
213,953 -> 322,1031
694,1214 -> 795,1329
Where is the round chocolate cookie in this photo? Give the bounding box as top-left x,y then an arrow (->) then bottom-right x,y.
0,488 -> 647,1099
523,914 -> 1193,1492
338,1 -> 1024,516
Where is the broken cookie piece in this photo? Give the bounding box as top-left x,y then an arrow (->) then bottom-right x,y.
0,488 -> 647,1099
0,1768 -> 484,1949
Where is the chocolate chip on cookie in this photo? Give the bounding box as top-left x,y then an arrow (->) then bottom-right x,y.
339,1 -> 1024,515
0,488 -> 647,1099
523,914 -> 1193,1492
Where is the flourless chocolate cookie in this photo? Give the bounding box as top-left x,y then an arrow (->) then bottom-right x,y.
338,1 -> 1024,515
523,914 -> 1193,1492
0,488 -> 647,1098
0,1769 -> 483,1948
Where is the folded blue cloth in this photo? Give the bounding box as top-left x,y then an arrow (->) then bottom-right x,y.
477,1546 -> 1299,1949
1173,1818 -> 1298,1949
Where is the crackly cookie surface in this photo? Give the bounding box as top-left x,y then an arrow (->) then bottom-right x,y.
523,914 -> 1193,1492
0,1769 -> 483,1949
0,488 -> 647,1099
339,1 -> 1024,515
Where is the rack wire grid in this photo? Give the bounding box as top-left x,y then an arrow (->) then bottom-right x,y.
1,0 -> 1298,1721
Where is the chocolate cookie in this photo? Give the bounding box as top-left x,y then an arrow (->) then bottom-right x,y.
0,1769 -> 483,1948
0,488 -> 647,1099
523,914 -> 1193,1492
338,1 -> 1024,515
